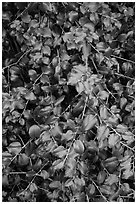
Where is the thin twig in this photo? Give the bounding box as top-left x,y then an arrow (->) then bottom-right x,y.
7,139 -> 33,167
91,56 -> 99,73
18,161 -> 49,196
91,178 -> 108,202
2,49 -> 32,70
111,54 -> 135,64
114,73 -> 134,80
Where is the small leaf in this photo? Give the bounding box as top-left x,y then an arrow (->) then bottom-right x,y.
25,91 -> 36,101
53,160 -> 64,170
29,69 -> 37,81
68,11 -> 78,22
108,134 -> 119,148
29,183 -> 37,192
100,105 -> 109,120
97,171 -> 106,184
82,41 -> 90,62
40,74 -> 49,84
62,130 -> 74,141
18,153 -> 29,166
41,27 -> 51,38
53,146 -> 67,158
105,174 -> 118,186
83,114 -> 97,131
98,90 -> 109,100
89,184 -> 95,195
54,95 -> 65,106
42,45 -> 51,56
8,142 -> 22,155
97,125 -> 109,141
73,140 -> 84,154
84,23 -> 95,33
118,34 -> 127,42
49,181 -> 61,189
42,57 -> 50,64
22,13 -> 31,23
120,97 -> 127,109
2,175 -> 9,186
96,42 -> 107,51
40,170 -> 49,179
29,125 -> 41,139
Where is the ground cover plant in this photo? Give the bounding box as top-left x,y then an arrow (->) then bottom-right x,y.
2,2 -> 135,202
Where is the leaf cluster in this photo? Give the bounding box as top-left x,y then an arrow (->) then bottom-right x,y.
2,2 -> 135,202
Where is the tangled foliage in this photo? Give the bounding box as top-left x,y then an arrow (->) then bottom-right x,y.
2,2 -> 135,202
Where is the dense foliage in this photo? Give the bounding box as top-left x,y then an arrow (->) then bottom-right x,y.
2,2 -> 135,202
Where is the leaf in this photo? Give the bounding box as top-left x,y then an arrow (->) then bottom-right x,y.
103,17 -> 111,28
29,69 -> 37,81
116,124 -> 128,133
53,146 -> 67,158
67,64 -> 86,85
53,159 -> 64,170
84,23 -> 95,33
105,174 -> 118,185
41,27 -> 51,38
97,171 -> 106,184
76,81 -> 84,93
25,91 -> 36,101
82,41 -> 90,62
89,184 -> 95,195
65,179 -> 74,187
29,125 -> 41,139
108,134 -> 119,148
97,125 -> 109,141
40,74 -> 49,84
62,130 -> 74,141
118,34 -> 127,42
86,2 -> 99,12
8,142 -> 22,155
42,57 -> 50,64
68,11 -> 78,22
122,131 -> 134,144
40,170 -> 49,179
98,90 -> 109,100
18,153 -> 29,166
49,181 -> 61,189
96,42 -> 107,51
100,105 -> 109,120
29,183 -> 37,192
83,114 -> 97,131
22,13 -> 31,23
2,175 -> 9,186
42,45 -> 51,56
73,140 -> 85,154
120,97 -> 127,109
54,95 -> 65,106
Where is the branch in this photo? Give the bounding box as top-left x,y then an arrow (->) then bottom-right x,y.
111,54 -> 135,64
18,161 -> 49,196
7,138 -> 33,167
91,178 -> 108,202
2,49 -> 32,70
